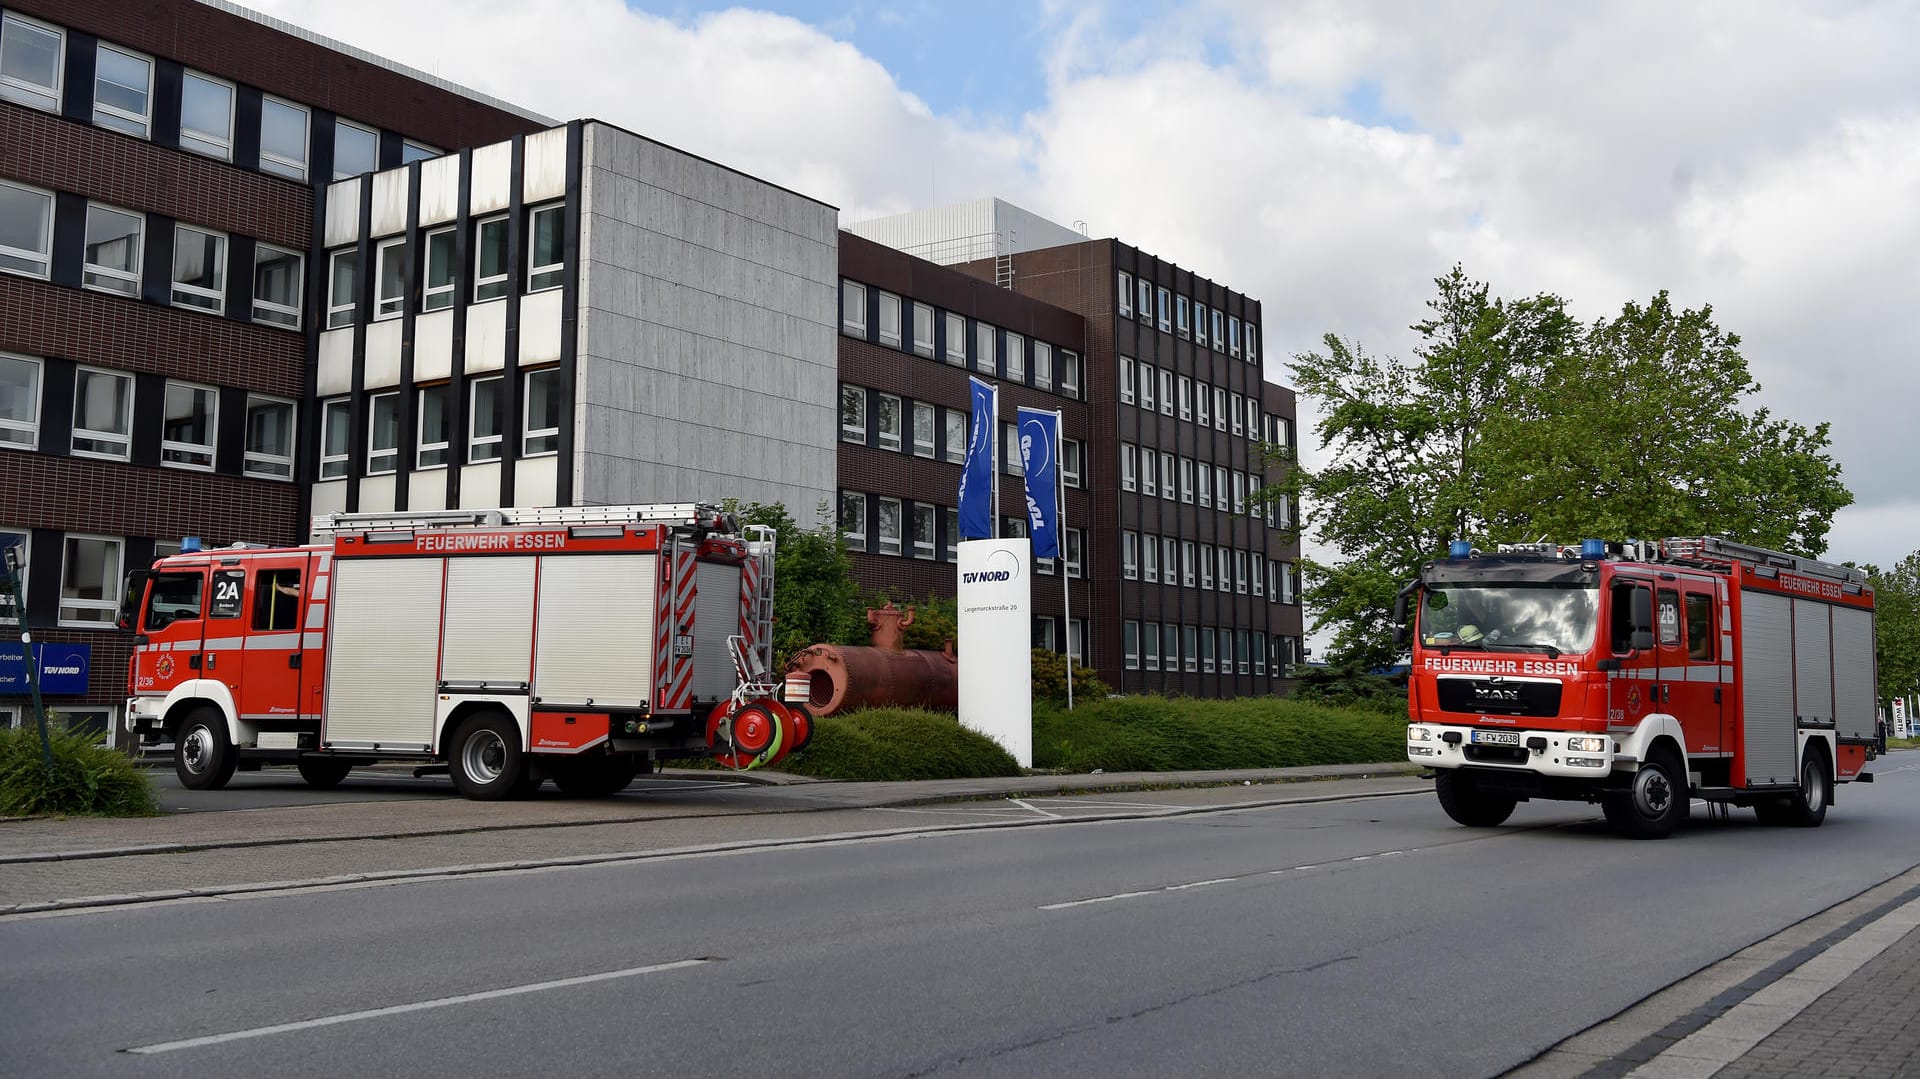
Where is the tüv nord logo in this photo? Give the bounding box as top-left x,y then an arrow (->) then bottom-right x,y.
962,549 -> 1022,585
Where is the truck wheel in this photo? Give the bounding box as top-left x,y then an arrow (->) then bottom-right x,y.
296,757 -> 354,790
448,713 -> 528,800
1434,769 -> 1517,827
175,708 -> 239,791
1786,748 -> 1830,828
551,755 -> 641,797
1604,747 -> 1687,839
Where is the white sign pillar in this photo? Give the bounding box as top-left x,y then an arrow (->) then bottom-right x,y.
956,538 -> 1032,767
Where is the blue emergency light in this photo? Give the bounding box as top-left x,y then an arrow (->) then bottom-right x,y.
1449,540 -> 1472,559
181,536 -> 203,553
1581,538 -> 1606,559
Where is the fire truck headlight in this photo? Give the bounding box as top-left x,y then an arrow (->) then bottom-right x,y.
1407,726 -> 1432,743
1567,756 -> 1606,768
1565,736 -> 1607,754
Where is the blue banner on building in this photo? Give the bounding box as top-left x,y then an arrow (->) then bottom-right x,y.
0,643 -> 91,696
1016,407 -> 1062,558
958,376 -> 997,539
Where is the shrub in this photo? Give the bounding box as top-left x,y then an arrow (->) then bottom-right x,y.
0,718 -> 161,817
1032,694 -> 1406,773
1030,648 -> 1109,704
1289,659 -> 1409,717
779,707 -> 1022,781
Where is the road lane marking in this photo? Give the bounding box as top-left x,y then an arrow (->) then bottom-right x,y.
1009,799 -> 1062,819
124,958 -> 710,1055
1043,849 -> 1422,911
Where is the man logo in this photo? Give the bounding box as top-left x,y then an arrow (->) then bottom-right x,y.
962,548 -> 1022,585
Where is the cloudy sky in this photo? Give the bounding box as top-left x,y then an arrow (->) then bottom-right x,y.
249,0 -> 1918,573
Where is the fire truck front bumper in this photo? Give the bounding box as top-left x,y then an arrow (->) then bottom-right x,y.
1407,723 -> 1615,778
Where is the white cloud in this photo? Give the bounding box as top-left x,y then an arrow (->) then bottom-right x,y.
241,0 -> 1919,572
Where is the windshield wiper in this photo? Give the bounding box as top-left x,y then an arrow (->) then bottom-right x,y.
1484,641 -> 1562,658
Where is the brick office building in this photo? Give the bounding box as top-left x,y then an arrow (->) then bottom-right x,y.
0,0 -> 543,736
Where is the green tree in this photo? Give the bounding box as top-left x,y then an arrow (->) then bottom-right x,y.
1263,269 -> 1852,670
1867,552 -> 1920,704
727,500 -> 865,668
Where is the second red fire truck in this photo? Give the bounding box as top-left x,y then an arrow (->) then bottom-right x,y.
1400,536 -> 1880,838
119,504 -> 810,799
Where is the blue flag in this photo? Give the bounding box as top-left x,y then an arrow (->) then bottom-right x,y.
1017,406 -> 1061,559
958,376 -> 997,539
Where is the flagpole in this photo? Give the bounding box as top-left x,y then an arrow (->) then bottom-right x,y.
991,383 -> 1000,540
1058,408 -> 1072,710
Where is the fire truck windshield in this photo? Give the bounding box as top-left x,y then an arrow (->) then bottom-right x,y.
1418,584 -> 1598,655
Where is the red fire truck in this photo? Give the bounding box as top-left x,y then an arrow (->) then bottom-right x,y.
1399,536 -> 1880,838
119,504 -> 810,799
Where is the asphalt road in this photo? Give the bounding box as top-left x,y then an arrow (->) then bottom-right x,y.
6,762 -> 1920,1079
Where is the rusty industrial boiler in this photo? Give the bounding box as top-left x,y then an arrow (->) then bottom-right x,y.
784,602 -> 958,716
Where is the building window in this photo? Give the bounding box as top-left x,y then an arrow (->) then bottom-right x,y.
876,497 -> 902,556
1063,439 -> 1083,488
1181,457 -> 1195,503
1141,535 -> 1158,584
1160,452 -> 1176,501
250,244 -> 303,329
1212,309 -> 1226,350
469,377 -> 504,462
374,237 -> 407,319
171,225 -> 226,313
1178,376 -> 1192,422
59,535 -> 122,627
423,227 -> 456,312
402,140 -> 440,164
1143,620 -> 1160,671
875,392 -> 902,452
523,368 -> 560,456
72,367 -> 133,459
913,400 -> 935,458
1236,550 -> 1250,594
1117,271 -> 1133,317
0,13 -> 62,112
1137,278 -> 1153,322
0,180 -> 53,278
1034,341 -> 1053,391
244,395 -> 295,480
1157,286 -> 1171,332
1232,471 -> 1245,514
0,527 -> 24,622
1006,331 -> 1027,383
841,280 -> 867,336
975,321 -> 996,374
1164,537 -> 1179,588
912,302 -> 934,357
1246,324 -> 1259,362
1159,369 -> 1175,417
0,353 -> 39,450
1002,422 -> 1023,476
944,312 -> 965,366
1200,627 -> 1215,673
417,385 -> 450,468
1184,540 -> 1198,588
1252,551 -> 1264,597
912,503 -> 936,560
1218,547 -> 1232,592
1197,383 -> 1210,428
1198,466 -> 1212,509
1120,443 -> 1136,492
1280,561 -> 1297,604
1163,624 -> 1180,673
1177,295 -> 1190,337
1184,625 -> 1199,672
82,204 -> 143,297
877,291 -> 901,348
259,96 -> 309,181
1124,621 -> 1140,670
839,491 -> 867,552
1214,387 -> 1228,431
942,507 -> 959,561
1254,632 -> 1268,676
943,408 -> 966,465
366,392 -> 400,475
179,71 -> 234,160
1066,528 -> 1083,578
1200,544 -> 1215,590
1229,315 -> 1242,357
1119,356 -> 1135,406
319,398 -> 350,479
527,204 -> 564,291
160,381 -> 217,470
1069,619 -> 1086,665
1122,531 -> 1138,579
1138,363 -> 1155,411
1033,616 -> 1056,651
1138,445 -> 1154,497
1237,629 -> 1251,674
474,215 -> 509,302
334,119 -> 378,179
1248,399 -> 1261,441
839,384 -> 866,443
1194,302 -> 1209,347
93,44 -> 152,137
327,249 -> 357,328
1061,351 -> 1081,398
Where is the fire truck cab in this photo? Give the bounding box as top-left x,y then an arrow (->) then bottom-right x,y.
120,504 -> 807,799
1399,537 -> 1879,838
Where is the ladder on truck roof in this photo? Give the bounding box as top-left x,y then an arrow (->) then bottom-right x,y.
1661,536 -> 1867,587
310,503 -> 727,539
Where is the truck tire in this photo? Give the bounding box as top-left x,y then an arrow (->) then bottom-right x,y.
448,712 -> 528,801
1604,747 -> 1687,839
175,707 -> 239,790
1785,748 -> 1830,828
551,754 -> 641,798
1434,769 -> 1517,828
296,757 -> 354,789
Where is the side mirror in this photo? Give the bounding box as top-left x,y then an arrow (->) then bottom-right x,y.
1630,629 -> 1654,651
1392,579 -> 1419,651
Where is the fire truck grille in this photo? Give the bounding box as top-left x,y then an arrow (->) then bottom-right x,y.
1436,677 -> 1563,719
1463,745 -> 1530,765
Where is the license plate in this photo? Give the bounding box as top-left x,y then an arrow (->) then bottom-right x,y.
1471,730 -> 1521,746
